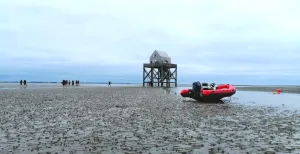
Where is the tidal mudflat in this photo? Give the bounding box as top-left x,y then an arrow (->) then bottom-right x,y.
1,87 -> 300,154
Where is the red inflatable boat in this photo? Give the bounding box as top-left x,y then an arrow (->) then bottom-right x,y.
180,82 -> 236,102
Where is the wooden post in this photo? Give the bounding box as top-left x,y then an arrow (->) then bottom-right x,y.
143,64 -> 145,87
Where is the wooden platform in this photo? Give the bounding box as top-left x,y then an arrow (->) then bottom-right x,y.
143,63 -> 177,87
143,63 -> 177,68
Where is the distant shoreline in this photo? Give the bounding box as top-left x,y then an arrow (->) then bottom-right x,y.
0,81 -> 137,84
1,82 -> 300,94
0,81 -> 299,87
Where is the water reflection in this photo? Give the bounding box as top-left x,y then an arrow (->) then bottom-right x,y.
163,87 -> 177,95
182,99 -> 225,104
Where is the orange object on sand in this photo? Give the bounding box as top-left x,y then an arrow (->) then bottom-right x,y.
277,88 -> 281,94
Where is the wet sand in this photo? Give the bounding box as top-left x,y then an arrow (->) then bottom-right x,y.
1,87 -> 300,154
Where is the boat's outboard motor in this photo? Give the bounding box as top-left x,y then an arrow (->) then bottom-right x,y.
192,81 -> 201,92
191,81 -> 203,98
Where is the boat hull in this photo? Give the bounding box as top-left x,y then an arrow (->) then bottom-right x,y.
180,84 -> 236,102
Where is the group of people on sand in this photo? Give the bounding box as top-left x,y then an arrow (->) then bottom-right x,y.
61,80 -> 112,86
20,80 -> 27,86
62,80 -> 80,86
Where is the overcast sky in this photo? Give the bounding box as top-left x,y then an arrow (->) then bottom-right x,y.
0,0 -> 299,84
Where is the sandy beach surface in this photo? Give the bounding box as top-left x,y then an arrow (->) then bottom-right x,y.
1,86 -> 300,154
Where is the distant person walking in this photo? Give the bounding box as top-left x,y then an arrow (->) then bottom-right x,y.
108,81 -> 111,86
62,80 -> 67,86
20,80 -> 23,86
68,80 -> 71,86
72,80 -> 74,86
23,80 -> 27,86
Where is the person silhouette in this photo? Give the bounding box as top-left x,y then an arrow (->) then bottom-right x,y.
20,80 -> 23,86
108,81 -> 111,86
23,80 -> 27,86
62,80 -> 66,86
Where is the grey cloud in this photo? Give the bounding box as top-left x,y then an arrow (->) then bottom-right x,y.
0,0 -> 300,83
